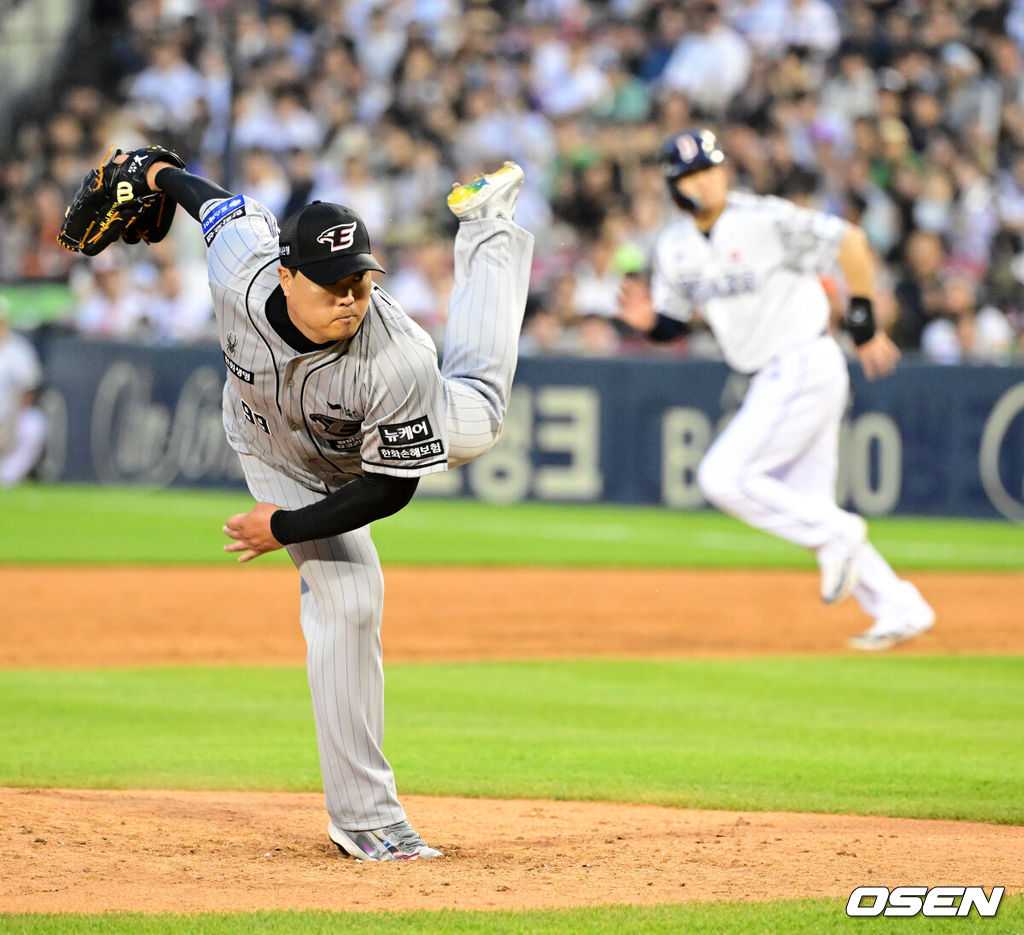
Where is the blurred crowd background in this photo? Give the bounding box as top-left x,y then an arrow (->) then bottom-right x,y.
3,0 -> 1024,364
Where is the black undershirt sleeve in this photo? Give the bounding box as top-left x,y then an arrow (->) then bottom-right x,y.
269,473 -> 419,545
154,166 -> 234,221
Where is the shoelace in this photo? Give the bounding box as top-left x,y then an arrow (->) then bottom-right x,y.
380,820 -> 426,851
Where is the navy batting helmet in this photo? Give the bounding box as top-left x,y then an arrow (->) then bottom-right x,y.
660,128 -> 726,211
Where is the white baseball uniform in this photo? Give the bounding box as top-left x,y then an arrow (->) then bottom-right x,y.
652,191 -> 932,627
0,326 -> 47,487
201,193 -> 533,829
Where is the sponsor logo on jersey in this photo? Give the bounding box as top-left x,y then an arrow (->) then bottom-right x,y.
677,270 -> 758,303
202,195 -> 246,244
317,222 -> 358,252
223,351 -> 254,384
379,415 -> 434,445
379,439 -> 445,460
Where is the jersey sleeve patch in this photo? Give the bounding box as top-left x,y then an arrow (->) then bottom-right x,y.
370,414 -> 446,468
202,195 -> 247,245
379,415 -> 435,445
378,439 -> 446,461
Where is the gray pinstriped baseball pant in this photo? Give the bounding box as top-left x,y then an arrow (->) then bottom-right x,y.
239,217 -> 534,830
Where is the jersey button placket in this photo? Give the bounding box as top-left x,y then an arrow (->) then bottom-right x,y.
283,362 -> 300,430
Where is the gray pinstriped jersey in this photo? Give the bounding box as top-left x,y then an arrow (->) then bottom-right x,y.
202,194 -> 448,492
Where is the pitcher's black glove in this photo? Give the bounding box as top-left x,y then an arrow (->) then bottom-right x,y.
57,145 -> 186,255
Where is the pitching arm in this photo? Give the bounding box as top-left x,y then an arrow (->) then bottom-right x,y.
223,474 -> 419,562
147,163 -> 235,221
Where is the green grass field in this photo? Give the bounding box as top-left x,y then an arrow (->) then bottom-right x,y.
2,659 -> 1023,822
2,901 -> 1023,935
1,484 -> 1021,568
2,484 -> 1021,934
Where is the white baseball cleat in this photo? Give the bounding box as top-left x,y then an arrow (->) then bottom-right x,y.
817,517 -> 867,606
446,161 -> 524,222
847,605 -> 936,651
328,819 -> 443,861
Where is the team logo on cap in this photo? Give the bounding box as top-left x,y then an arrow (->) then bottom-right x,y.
675,135 -> 700,162
317,222 -> 358,252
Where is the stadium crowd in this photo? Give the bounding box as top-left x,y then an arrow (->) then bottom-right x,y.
3,0 -> 1024,364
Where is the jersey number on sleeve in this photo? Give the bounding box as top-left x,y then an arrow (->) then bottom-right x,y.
241,400 -> 272,435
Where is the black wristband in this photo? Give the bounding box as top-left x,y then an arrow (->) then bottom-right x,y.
845,296 -> 876,346
649,313 -> 691,343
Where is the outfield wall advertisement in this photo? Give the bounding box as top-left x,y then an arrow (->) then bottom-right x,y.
34,336 -> 1024,520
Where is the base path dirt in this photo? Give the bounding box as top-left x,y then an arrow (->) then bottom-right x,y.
2,565 -> 1022,913
3,566 -> 1022,668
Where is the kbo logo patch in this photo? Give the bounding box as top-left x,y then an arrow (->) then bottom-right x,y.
317,222 -> 357,252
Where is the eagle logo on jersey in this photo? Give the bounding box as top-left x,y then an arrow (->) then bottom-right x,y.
226,331 -> 238,354
310,413 -> 362,451
317,222 -> 358,252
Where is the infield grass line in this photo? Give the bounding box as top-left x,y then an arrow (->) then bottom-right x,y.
2,658 -> 1022,824
1,484 -> 1021,569
1,898 -> 1022,934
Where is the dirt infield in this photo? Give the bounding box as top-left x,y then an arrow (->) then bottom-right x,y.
2,565 -> 1022,913
4,566 -> 1023,668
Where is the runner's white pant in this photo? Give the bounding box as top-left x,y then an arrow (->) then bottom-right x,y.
0,408 -> 46,486
698,334 -> 927,622
240,217 -> 533,829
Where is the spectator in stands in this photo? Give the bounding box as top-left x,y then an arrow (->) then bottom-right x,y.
660,1 -> 751,118
921,274 -> 1016,364
147,261 -> 216,344
532,26 -> 612,118
732,0 -> 841,61
126,35 -> 207,148
948,155 -> 1000,281
892,229 -> 949,351
0,298 -> 47,486
236,148 -> 290,220
15,182 -> 76,280
818,44 -> 878,125
72,247 -> 149,339
384,238 -> 454,349
3,0 -> 1022,359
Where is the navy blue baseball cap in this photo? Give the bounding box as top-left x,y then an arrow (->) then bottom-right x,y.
660,128 -> 726,182
660,128 -> 726,211
278,201 -> 385,285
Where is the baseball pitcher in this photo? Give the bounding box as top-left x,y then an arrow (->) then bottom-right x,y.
59,146 -> 533,859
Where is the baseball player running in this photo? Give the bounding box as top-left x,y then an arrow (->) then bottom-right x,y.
60,147 -> 533,859
620,129 -> 935,651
